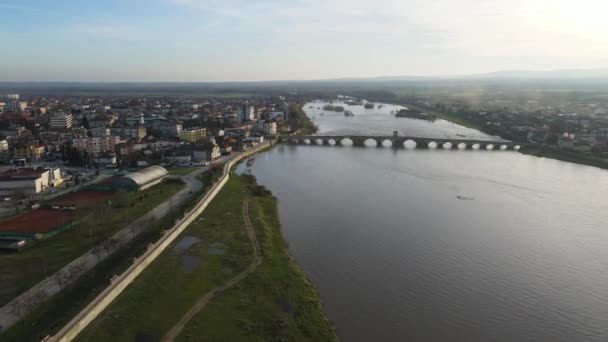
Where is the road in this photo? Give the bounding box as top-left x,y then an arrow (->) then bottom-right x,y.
162,200 -> 261,341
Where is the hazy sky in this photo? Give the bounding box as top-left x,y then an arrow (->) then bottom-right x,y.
1,0 -> 608,81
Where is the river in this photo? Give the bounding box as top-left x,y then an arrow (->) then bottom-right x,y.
238,101 -> 608,341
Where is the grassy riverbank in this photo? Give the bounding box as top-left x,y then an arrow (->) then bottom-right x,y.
290,103 -> 318,135
76,173 -> 336,341
176,175 -> 336,341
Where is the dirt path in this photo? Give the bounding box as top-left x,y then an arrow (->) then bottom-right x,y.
162,200 -> 261,341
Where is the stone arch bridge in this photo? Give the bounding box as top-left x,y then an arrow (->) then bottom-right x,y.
277,135 -> 520,151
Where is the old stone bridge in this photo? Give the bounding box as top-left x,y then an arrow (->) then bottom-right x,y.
277,135 -> 520,150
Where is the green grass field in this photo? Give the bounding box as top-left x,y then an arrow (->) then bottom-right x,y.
0,181 -> 184,307
77,174 -> 336,341
168,167 -> 199,176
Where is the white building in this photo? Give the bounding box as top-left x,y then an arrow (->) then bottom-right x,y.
263,122 -> 277,135
0,168 -> 52,194
50,113 -> 73,129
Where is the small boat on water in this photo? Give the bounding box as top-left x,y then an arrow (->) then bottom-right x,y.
344,110 -> 354,117
457,196 -> 474,200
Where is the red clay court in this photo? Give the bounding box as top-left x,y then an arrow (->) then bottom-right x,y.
52,190 -> 115,208
0,209 -> 73,237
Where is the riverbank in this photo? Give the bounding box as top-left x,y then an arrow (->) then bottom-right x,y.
75,170 -> 336,341
291,103 -> 318,135
519,146 -> 608,170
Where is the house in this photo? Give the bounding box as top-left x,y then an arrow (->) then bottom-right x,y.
193,144 -> 221,162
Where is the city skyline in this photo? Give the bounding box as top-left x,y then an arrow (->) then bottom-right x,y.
2,0 -> 608,82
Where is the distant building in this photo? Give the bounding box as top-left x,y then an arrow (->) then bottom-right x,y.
0,168 -> 51,194
0,140 -> 9,161
179,127 -> 207,143
50,113 -> 73,129
94,153 -> 117,168
193,144 -> 221,162
12,144 -> 45,161
263,121 -> 277,135
91,127 -> 111,137
237,104 -> 255,123
110,126 -> 147,140
72,136 -> 120,156
112,166 -> 168,191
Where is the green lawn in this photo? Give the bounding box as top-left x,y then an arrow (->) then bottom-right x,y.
169,167 -> 199,176
77,174 -> 336,341
0,181 -> 184,307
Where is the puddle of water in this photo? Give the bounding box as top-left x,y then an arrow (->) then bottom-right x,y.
171,236 -> 201,255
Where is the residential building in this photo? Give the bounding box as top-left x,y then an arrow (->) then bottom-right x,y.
91,127 -> 111,137
193,145 -> 221,162
50,113 -> 73,129
72,136 -> 120,156
110,126 -> 147,140
179,127 -> 207,143
0,140 -> 9,161
12,144 -> 45,161
94,153 -> 118,168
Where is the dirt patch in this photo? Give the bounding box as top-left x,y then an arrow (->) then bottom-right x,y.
0,209 -> 73,234
52,190 -> 115,208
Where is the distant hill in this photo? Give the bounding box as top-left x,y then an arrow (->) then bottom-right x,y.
362,69 -> 608,82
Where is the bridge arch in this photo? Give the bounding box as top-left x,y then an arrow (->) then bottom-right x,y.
442,142 -> 453,149
486,144 -> 494,150
381,139 -> 393,148
428,141 -> 438,149
404,139 -> 417,149
303,138 -> 311,145
472,143 -> 481,150
457,143 -> 467,150
315,138 -> 323,145
340,138 -> 354,146
500,144 -> 508,150
514,145 -> 521,151
327,139 -> 337,146
364,138 -> 378,147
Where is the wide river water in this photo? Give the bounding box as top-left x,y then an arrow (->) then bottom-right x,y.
239,101 -> 608,341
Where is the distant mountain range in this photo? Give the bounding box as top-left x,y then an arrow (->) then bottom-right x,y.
366,69 -> 608,81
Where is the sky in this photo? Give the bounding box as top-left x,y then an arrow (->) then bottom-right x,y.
1,0 -> 608,82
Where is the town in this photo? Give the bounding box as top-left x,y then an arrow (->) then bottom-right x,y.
0,93 -> 294,206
